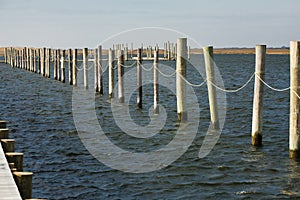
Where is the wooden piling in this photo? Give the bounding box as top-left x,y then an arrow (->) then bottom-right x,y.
1,139 -> 15,152
13,172 -> 33,199
72,49 -> 78,86
83,48 -> 88,89
0,120 -> 7,128
0,128 -> 9,139
108,49 -> 114,98
41,48 -> 46,76
6,152 -> 23,171
251,45 -> 266,146
118,50 -> 124,103
97,45 -> 103,94
61,50 -> 65,83
46,48 -> 51,78
94,48 -> 99,91
33,49 -> 37,73
176,38 -> 187,122
4,48 -> 7,63
154,48 -> 159,114
137,48 -> 142,108
26,48 -> 30,70
290,41 -> 300,159
53,50 -> 57,79
57,49 -> 61,81
203,46 -> 220,130
68,49 -> 72,85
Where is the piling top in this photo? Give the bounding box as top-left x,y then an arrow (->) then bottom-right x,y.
5,152 -> 23,156
13,171 -> 33,176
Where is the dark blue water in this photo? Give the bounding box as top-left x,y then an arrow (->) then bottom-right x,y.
0,54 -> 300,200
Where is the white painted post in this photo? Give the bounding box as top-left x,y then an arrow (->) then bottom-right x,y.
176,38 -> 187,122
203,46 -> 220,130
118,50 -> 124,103
94,48 -> 99,91
57,49 -> 61,81
251,45 -> 266,146
290,41 -> 300,159
109,49 -> 114,98
83,48 -> 88,89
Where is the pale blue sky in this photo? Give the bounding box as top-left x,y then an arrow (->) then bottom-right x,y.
0,0 -> 299,48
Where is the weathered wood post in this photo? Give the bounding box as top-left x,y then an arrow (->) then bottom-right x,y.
4,48 -> 7,64
108,49 -> 114,98
154,48 -> 159,114
290,41 -> 300,159
41,48 -> 46,76
37,49 -> 41,74
47,48 -> 51,78
26,48 -> 30,70
13,172 -> 33,199
83,48 -> 88,89
0,128 -> 9,139
137,48 -> 143,108
0,120 -> 6,128
97,45 -> 103,94
203,46 -> 220,130
176,38 -> 187,122
5,152 -> 23,171
57,49 -> 61,81
68,49 -> 72,85
251,45 -> 266,146
53,49 -> 57,79
94,48 -> 99,91
61,50 -> 65,83
1,139 -> 15,152
33,49 -> 37,73
118,50 -> 124,103
29,49 -> 33,72
72,49 -> 77,86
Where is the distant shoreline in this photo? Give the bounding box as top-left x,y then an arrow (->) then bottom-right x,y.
0,47 -> 289,56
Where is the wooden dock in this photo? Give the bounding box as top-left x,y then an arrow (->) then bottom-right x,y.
0,143 -> 22,200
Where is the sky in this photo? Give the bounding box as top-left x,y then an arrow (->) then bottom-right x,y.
0,0 -> 299,49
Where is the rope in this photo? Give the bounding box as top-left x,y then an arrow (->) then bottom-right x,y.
292,89 -> 300,100
156,67 -> 177,77
139,63 -> 153,72
208,72 -> 255,93
119,61 -> 137,68
255,73 -> 290,92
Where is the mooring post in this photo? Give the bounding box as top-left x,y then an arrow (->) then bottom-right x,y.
251,45 -> 266,146
118,50 -> 124,103
94,48 -> 99,91
154,48 -> 159,114
33,49 -> 37,73
4,48 -> 7,64
0,128 -> 9,139
61,50 -> 65,83
1,139 -> 15,152
290,41 -> 300,159
26,48 -> 30,70
56,49 -> 60,81
98,45 -> 103,94
203,46 -> 220,130
109,49 -> 114,98
47,48 -> 51,78
13,171 -> 33,199
41,48 -> 45,76
176,38 -> 188,122
72,49 -> 77,86
29,48 -> 33,72
5,152 -> 23,171
68,49 -> 72,85
137,48 -> 143,108
83,48 -> 88,89
53,50 -> 57,79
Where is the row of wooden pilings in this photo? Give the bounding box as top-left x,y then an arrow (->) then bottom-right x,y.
0,121 -> 45,200
2,39 -> 300,159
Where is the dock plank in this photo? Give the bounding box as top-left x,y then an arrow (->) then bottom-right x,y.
0,143 -> 21,200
